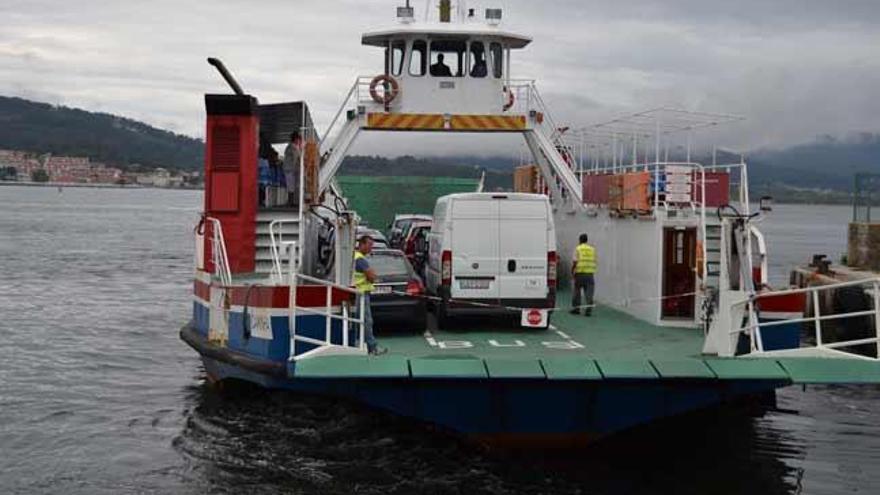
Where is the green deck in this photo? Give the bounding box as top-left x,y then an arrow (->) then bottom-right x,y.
294,290 -> 880,383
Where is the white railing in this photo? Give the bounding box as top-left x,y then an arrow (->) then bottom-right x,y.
506,79 -> 561,137
269,218 -> 300,283
730,278 -> 880,360
283,244 -> 367,361
204,216 -> 232,286
320,76 -> 377,150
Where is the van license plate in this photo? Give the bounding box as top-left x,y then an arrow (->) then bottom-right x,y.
459,279 -> 490,290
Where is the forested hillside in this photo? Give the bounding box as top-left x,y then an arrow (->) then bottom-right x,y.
0,96 -> 203,170
2,95 -> 878,201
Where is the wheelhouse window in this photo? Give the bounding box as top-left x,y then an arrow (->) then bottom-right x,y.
430,39 -> 465,77
409,40 -> 427,76
469,41 -> 487,78
490,42 -> 503,79
389,40 -> 405,76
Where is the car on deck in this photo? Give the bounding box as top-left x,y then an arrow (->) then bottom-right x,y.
369,248 -> 427,331
388,214 -> 432,249
401,220 -> 432,271
356,226 -> 390,248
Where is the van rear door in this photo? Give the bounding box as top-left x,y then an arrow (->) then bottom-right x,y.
450,197 -> 500,299
497,197 -> 549,301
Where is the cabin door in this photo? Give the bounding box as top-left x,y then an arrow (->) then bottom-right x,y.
662,227 -> 696,319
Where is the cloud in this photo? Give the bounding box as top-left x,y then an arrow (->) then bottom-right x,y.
1,0 -> 878,157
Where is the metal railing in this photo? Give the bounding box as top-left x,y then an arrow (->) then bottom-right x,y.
320,76 -> 377,150
730,278 -> 880,360
269,218 -> 300,284
506,79 -> 560,136
204,216 -> 232,286
283,244 -> 367,361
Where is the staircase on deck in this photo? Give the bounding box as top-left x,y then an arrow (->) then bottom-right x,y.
255,209 -> 301,277
704,221 -> 723,291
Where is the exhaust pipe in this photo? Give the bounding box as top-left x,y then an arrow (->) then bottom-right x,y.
207,57 -> 245,95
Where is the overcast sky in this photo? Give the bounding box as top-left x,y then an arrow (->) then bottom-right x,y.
2,0 -> 879,156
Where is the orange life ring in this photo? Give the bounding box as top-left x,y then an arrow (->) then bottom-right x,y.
369,75 -> 399,104
502,86 -> 515,111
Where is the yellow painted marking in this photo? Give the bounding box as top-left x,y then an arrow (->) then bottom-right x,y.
450,114 -> 526,131
366,113 -> 525,131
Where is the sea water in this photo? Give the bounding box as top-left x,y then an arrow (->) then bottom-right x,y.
1,185 -> 878,494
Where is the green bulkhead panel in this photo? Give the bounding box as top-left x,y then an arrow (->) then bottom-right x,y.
336,175 -> 479,229
596,359 -> 660,379
409,357 -> 488,378
777,358 -> 880,384
704,358 -> 791,381
294,355 -> 410,378
651,360 -> 717,379
484,358 -> 546,379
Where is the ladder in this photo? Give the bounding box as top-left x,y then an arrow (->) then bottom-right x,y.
704,221 -> 723,291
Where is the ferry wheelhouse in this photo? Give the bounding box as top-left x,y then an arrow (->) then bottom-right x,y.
182,0 -> 880,446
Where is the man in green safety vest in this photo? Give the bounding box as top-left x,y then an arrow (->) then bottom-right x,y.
353,235 -> 387,355
570,233 -> 597,316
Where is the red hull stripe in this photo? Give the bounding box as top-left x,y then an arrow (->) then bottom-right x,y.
194,279 -> 211,301
755,292 -> 806,313
224,285 -> 355,308
194,280 -> 356,308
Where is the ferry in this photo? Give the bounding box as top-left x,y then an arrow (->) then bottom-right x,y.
181,0 -> 880,447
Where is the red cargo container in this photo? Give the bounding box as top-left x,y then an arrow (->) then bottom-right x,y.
622,172 -> 651,211
692,171 -> 730,208
582,174 -> 610,205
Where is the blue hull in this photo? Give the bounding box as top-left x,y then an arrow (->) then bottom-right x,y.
194,344 -> 784,447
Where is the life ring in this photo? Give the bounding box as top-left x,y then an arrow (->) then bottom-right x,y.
502,86 -> 515,111
369,75 -> 399,104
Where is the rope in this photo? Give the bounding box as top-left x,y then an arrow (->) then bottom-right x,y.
378,288 -> 701,313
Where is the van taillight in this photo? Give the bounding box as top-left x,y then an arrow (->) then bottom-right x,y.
547,251 -> 557,288
441,250 -> 452,286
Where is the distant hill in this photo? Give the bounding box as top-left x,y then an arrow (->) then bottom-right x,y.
2,95 -> 878,201
749,134 -> 880,191
0,96 -> 203,170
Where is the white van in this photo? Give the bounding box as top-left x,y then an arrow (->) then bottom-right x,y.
425,193 -> 557,327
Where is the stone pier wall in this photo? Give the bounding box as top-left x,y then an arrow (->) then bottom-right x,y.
848,222 -> 880,271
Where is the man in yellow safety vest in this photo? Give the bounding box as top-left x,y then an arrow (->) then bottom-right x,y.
353,235 -> 387,355
570,233 -> 597,316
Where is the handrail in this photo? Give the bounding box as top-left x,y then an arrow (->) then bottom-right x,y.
320,76 -> 376,150
285,244 -> 366,361
269,219 -> 300,283
730,277 -> 880,360
319,78 -> 360,147
204,216 -> 232,286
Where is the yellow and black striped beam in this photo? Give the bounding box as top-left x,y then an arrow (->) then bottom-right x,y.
365,113 -> 527,132
449,114 -> 526,131
366,113 -> 444,131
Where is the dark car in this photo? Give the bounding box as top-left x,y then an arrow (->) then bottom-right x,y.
356,226 -> 389,248
369,249 -> 427,332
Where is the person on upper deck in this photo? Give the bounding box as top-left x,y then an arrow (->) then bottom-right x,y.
353,235 -> 387,356
283,131 -> 303,207
470,52 -> 487,78
571,233 -> 597,316
430,53 -> 453,77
